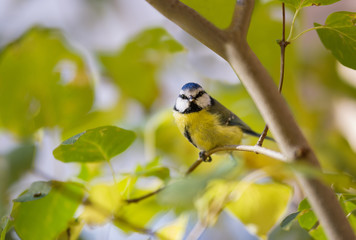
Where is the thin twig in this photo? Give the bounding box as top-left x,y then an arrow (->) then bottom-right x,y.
256,3 -> 289,147
125,188 -> 164,204
185,158 -> 204,176
125,144 -> 286,204
82,199 -> 156,236
278,3 -> 289,94
205,145 -> 286,161
125,158 -> 204,203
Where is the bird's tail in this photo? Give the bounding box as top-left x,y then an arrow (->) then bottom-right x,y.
243,129 -> 275,142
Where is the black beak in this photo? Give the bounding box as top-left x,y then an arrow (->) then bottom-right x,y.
188,96 -> 194,102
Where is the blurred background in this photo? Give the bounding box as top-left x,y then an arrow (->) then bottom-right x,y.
0,0 -> 356,239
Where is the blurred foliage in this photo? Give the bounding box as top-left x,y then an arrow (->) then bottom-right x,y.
0,142 -> 35,218
99,28 -> 184,109
134,157 -> 170,181
226,181 -> 292,238
280,195 -> 356,240
156,215 -> 188,240
0,0 -> 356,239
8,181 -> 84,240
0,28 -> 94,138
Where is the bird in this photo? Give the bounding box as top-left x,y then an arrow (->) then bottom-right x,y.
173,82 -> 273,161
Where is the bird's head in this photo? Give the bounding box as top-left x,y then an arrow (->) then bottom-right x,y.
174,82 -> 212,113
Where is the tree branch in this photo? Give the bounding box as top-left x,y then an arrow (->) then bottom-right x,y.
147,0 -> 227,58
146,0 -> 355,239
227,0 -> 254,38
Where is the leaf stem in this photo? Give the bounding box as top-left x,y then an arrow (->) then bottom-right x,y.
107,161 -> 117,183
290,26 -> 325,42
287,8 -> 300,42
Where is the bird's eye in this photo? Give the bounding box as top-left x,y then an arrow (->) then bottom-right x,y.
194,91 -> 206,99
179,94 -> 189,100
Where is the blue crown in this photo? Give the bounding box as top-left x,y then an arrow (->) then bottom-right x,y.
181,82 -> 202,90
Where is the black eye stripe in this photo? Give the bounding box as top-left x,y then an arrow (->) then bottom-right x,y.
194,91 -> 206,99
179,94 -> 188,100
179,91 -> 206,101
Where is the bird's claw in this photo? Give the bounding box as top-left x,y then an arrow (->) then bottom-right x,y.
199,151 -> 212,162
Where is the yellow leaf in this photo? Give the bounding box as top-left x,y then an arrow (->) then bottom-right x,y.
157,215 -> 188,240
227,182 -> 292,238
195,180 -> 236,226
80,178 -> 132,225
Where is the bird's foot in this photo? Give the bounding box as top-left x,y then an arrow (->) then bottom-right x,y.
199,151 -> 212,162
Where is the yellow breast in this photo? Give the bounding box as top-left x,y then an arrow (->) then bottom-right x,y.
173,109 -> 243,151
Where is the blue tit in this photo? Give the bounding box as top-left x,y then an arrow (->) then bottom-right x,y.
173,82 -> 273,160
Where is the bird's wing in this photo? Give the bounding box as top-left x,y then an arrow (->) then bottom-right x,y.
207,98 -> 261,137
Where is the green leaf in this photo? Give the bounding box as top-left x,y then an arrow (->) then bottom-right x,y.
57,218 -> 84,240
99,28 -> 183,109
297,199 -> 318,230
269,220 -> 312,240
0,142 -> 35,189
12,181 -> 84,240
0,142 -> 36,217
116,196 -> 166,232
0,27 -> 94,137
180,0 -> 236,29
81,181 -> 124,225
342,199 -> 356,214
7,143 -> 35,183
0,216 -> 11,240
158,177 -> 207,211
77,162 -> 102,181
297,198 -> 324,238
116,177 -> 167,232
298,198 -> 311,211
315,12 -> 356,70
80,176 -> 165,232
280,0 -> 340,9
280,211 -> 300,230
13,181 -> 52,202
135,158 -> 170,181
309,225 -> 327,240
53,126 -> 136,163
338,194 -> 356,233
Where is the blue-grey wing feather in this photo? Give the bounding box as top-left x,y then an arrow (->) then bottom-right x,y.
208,97 -> 261,138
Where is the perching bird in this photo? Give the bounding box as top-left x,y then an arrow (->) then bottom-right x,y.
173,82 -> 273,161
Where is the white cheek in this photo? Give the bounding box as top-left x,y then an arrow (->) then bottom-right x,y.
175,98 -> 189,112
196,94 -> 211,108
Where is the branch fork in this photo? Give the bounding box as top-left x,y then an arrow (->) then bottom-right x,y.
146,0 -> 355,239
